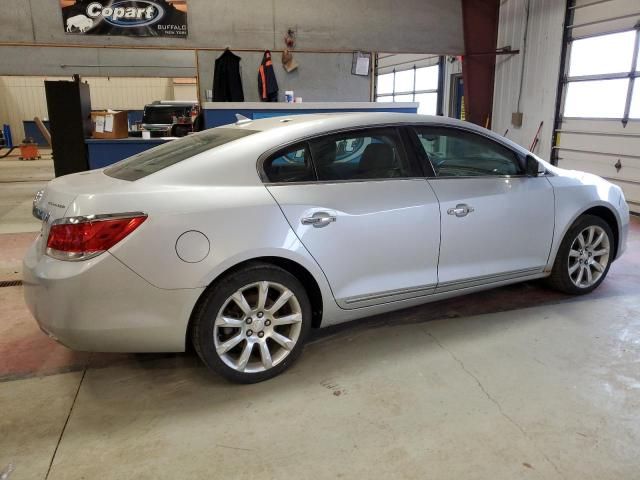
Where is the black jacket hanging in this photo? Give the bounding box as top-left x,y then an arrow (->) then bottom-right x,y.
258,51 -> 279,102
213,49 -> 244,102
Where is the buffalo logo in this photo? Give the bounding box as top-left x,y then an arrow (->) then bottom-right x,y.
66,14 -> 94,32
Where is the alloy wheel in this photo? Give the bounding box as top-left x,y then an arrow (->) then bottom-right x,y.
213,281 -> 303,373
567,225 -> 610,289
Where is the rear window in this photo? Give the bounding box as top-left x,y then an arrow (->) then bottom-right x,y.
104,128 -> 257,181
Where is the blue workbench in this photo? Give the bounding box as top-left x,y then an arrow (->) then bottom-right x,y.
202,101 -> 419,129
86,138 -> 173,169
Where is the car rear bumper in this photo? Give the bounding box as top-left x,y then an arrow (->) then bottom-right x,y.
22,237 -> 204,352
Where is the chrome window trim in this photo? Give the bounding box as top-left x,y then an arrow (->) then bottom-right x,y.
257,122 -> 542,184
263,177 -> 430,187
258,124 -> 416,184
425,174 -> 549,181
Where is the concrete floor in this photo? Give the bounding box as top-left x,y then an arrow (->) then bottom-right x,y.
0,160 -> 639,478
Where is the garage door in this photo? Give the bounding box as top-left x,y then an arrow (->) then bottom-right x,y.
554,0 -> 640,213
374,54 -> 443,115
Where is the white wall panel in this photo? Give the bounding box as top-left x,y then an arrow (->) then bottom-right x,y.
492,0 -> 566,160
0,76 -> 175,141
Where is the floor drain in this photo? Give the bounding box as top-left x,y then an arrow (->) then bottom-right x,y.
0,280 -> 22,288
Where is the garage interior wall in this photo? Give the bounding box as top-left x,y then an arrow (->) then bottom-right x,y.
0,47 -> 197,78
2,0 -> 464,53
0,76 -> 188,141
554,0 -> 640,213
197,51 -> 370,103
491,0 -> 566,160
0,0 -> 465,105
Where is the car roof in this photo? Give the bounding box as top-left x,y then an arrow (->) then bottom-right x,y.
233,112 -> 459,131
228,112 -> 531,156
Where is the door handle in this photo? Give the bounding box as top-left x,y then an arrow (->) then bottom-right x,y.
301,212 -> 336,228
447,204 -> 474,218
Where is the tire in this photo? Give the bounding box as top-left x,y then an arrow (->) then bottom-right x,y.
547,214 -> 614,295
191,263 -> 312,383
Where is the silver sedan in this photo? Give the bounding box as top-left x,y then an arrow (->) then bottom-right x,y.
24,113 -> 629,382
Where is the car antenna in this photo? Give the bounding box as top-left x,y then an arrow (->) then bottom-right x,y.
235,114 -> 252,125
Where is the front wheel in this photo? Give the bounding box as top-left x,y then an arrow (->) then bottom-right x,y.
547,214 -> 614,295
191,263 -> 312,383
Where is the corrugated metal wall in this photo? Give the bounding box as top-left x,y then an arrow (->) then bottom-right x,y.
492,0 -> 566,159
0,76 -> 174,141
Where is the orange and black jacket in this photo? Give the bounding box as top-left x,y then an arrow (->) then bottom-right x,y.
258,51 -> 279,102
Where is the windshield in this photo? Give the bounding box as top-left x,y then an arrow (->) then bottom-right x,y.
142,105 -> 193,124
104,128 -> 258,181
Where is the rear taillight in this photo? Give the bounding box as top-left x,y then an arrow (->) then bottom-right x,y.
46,213 -> 147,261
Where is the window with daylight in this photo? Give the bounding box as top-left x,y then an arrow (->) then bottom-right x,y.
375,64 -> 440,115
563,30 -> 640,120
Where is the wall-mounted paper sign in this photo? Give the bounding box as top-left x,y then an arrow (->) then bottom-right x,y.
60,0 -> 188,37
352,51 -> 371,76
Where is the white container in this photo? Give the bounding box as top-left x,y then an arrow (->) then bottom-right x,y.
142,131 -> 151,139
285,90 -> 294,103
295,97 -> 303,103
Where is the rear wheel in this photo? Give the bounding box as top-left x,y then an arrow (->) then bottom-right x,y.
191,263 -> 311,383
547,215 -> 614,294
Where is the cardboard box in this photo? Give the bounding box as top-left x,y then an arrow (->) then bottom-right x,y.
91,110 -> 128,139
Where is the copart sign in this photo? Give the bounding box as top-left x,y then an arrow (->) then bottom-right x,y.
60,0 -> 188,37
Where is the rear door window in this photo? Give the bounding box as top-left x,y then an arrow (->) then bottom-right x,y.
308,128 -> 414,181
105,128 -> 257,181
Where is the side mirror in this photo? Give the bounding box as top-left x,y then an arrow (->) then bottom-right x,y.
525,155 -> 539,177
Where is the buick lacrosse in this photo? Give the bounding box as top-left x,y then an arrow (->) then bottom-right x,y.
24,113 -> 629,382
